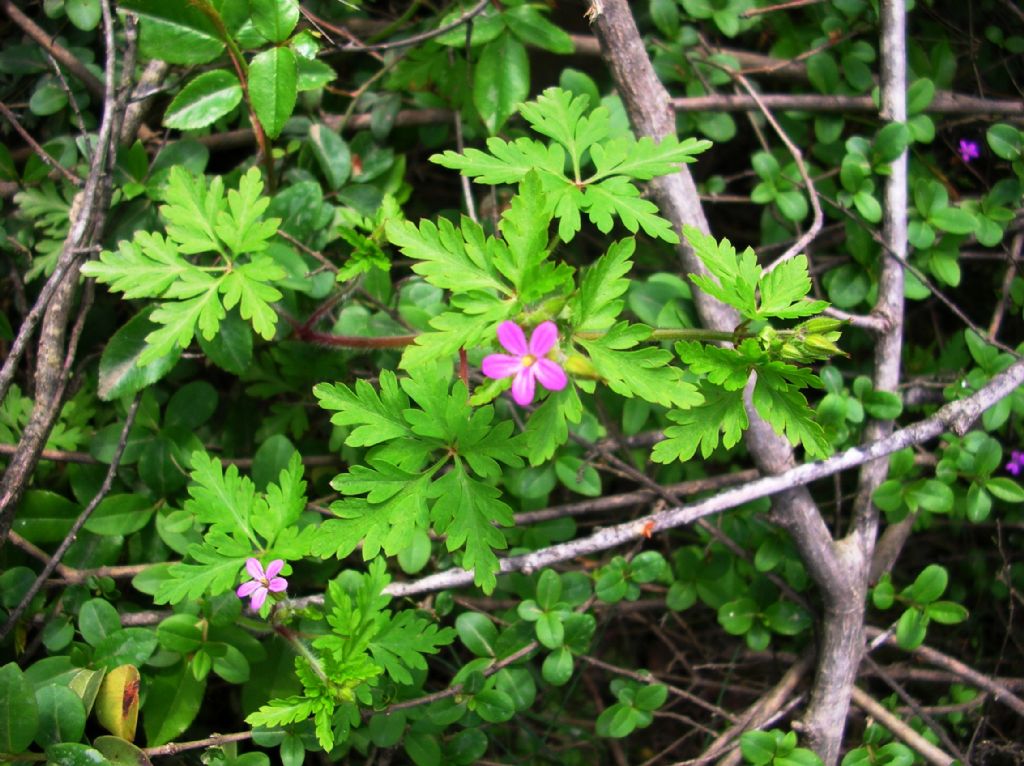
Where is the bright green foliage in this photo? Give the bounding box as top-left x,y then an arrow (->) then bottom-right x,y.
741,729 -> 822,766
155,452 -> 313,606
653,339 -> 829,464
576,323 -> 702,409
594,679 -> 668,738
684,226 -> 828,321
82,167 -> 286,365
313,368 -> 523,592
433,87 -> 711,243
247,560 -> 455,751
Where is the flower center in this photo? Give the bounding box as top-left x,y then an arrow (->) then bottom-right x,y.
521,354 -> 536,368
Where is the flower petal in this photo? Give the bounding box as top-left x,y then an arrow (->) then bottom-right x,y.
250,587 -> 268,610
482,354 -> 523,380
237,581 -> 260,598
268,577 -> 288,593
264,559 -> 285,579
533,358 -> 567,392
496,321 -> 528,355
245,558 -> 264,581
511,369 -> 536,406
528,321 -> 559,356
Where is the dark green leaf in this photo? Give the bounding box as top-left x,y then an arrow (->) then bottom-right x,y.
164,70 -> 242,131
120,0 -> 226,65
249,47 -> 297,139
473,35 -> 529,134
34,684 -> 87,747
98,309 -> 182,401
249,0 -> 299,43
143,665 -> 206,747
0,663 -> 39,753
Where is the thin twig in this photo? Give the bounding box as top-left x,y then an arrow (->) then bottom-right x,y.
866,625 -> 1024,717
695,52 -> 824,274
312,0 -> 491,53
0,101 -> 82,186
0,395 -> 141,642
849,686 -> 955,766
0,0 -> 105,98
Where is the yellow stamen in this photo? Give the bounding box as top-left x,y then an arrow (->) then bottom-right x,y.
521,354 -> 536,367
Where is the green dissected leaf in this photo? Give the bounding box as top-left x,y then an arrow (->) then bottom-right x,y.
246,697 -> 316,729
312,469 -> 433,560
249,0 -> 299,42
163,70 -> 242,131
314,371 -> 413,447
524,386 -> 583,466
370,609 -> 456,686
473,34 -> 529,134
184,451 -> 262,536
387,216 -> 510,295
676,341 -> 751,390
219,260 -> 284,340
432,137 -> 566,185
589,134 -> 711,182
651,385 -> 748,463
430,463 -> 513,593
752,371 -> 830,459
684,226 -> 759,318
120,0 -> 226,65
570,238 -> 634,330
519,87 -> 610,169
495,171 -> 553,293
161,167 -> 224,253
214,167 -> 281,254
154,539 -> 250,604
401,307 -> 503,370
759,255 -> 828,318
577,323 -> 702,409
141,286 -> 224,365
82,233 -> 203,299
583,176 -> 679,243
249,47 -> 298,139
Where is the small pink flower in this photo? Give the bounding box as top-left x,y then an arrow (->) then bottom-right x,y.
958,139 -> 980,164
482,321 -> 567,406
236,558 -> 287,610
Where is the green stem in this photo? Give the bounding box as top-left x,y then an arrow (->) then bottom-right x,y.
573,328 -> 739,342
278,626 -> 330,685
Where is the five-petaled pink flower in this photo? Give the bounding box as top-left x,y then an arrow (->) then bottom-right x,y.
237,558 -> 287,610
482,321 -> 567,406
958,139 -> 980,164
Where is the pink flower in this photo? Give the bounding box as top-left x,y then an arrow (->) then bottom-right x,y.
236,558 -> 287,610
482,321 -> 567,406
958,139 -> 980,164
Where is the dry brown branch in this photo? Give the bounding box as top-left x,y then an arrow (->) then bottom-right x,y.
0,0 -> 126,550
671,92 -> 1024,115
1,0 -> 105,98
0,101 -> 82,186
849,687 -> 956,766
0,394 -> 141,642
866,626 -> 1024,718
